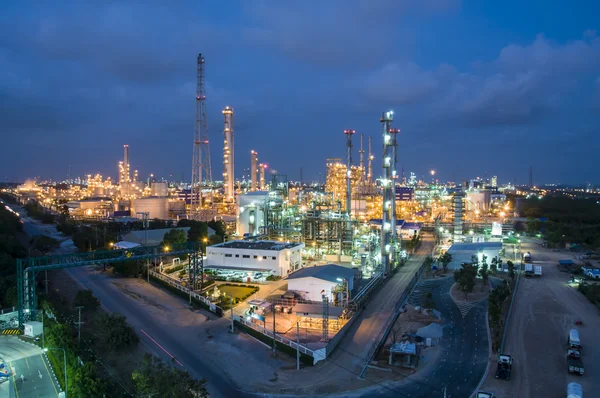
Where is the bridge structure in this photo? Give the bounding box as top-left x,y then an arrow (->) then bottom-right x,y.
16,242 -> 201,327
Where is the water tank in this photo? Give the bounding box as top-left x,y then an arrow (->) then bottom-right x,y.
151,182 -> 168,197
567,382 -> 582,398
133,197 -> 168,220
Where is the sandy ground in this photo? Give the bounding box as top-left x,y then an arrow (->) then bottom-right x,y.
450,280 -> 490,303
481,238 -> 600,397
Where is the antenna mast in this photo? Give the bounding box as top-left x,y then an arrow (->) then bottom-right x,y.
191,53 -> 212,215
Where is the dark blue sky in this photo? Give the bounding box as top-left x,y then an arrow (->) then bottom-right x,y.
1,0 -> 599,185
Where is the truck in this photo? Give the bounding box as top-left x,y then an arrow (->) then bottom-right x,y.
477,392 -> 495,398
568,356 -> 584,375
523,252 -> 532,263
567,382 -> 583,398
524,263 -> 534,277
494,354 -> 513,380
568,329 -> 581,350
534,264 -> 543,276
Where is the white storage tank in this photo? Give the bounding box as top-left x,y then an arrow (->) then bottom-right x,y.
151,182 -> 168,197
133,197 -> 169,220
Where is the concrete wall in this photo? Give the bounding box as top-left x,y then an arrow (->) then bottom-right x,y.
206,244 -> 304,276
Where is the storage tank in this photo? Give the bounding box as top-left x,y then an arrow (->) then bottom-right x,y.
567,382 -> 582,398
133,197 -> 168,220
168,199 -> 186,217
151,182 -> 168,197
93,187 -> 105,196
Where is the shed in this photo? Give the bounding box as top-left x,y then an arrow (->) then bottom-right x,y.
388,341 -> 418,368
287,264 -> 355,302
416,323 -> 443,339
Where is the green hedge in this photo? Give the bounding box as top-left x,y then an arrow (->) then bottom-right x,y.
150,274 -> 223,317
234,321 -> 313,366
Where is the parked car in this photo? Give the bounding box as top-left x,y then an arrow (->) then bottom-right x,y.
253,272 -> 263,280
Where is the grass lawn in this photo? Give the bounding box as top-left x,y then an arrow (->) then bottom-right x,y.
217,285 -> 256,300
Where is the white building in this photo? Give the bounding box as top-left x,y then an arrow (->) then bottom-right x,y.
206,240 -> 304,276
287,264 -> 355,302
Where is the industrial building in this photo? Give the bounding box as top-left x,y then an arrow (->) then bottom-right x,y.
206,240 -> 304,276
121,227 -> 211,246
444,242 -> 503,271
236,191 -> 270,236
287,264 -> 355,303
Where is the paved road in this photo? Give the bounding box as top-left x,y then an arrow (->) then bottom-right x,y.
0,337 -> 60,398
66,266 -> 247,398
362,276 -> 494,398
482,238 -> 600,397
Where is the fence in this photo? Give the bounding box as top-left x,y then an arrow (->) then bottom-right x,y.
360,258 -> 430,376
233,314 -> 326,364
150,270 -> 223,315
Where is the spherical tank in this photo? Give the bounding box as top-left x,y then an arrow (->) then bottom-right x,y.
133,197 -> 168,220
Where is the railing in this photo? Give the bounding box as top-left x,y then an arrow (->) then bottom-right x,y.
232,314 -> 326,364
150,270 -> 222,315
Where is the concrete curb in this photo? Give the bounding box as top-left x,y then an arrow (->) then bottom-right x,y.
41,351 -> 63,393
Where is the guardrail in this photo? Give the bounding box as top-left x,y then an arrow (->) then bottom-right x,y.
500,265 -> 521,353
360,258 -> 430,377
233,314 -> 326,364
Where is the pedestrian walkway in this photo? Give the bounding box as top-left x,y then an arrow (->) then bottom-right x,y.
407,279 -> 443,307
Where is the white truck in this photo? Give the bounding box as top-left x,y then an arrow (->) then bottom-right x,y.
534,264 -> 543,276
523,252 -> 532,263
524,263 -> 534,277
567,382 -> 582,398
568,328 -> 581,350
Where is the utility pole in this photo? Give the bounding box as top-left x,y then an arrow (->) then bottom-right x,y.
296,322 -> 300,370
230,293 -> 234,333
41,310 -> 44,350
75,306 -> 84,346
272,305 -> 277,356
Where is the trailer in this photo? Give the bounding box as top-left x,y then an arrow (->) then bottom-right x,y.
524,263 -> 534,277
567,382 -> 583,398
568,357 -> 584,375
568,329 -> 581,350
534,264 -> 542,276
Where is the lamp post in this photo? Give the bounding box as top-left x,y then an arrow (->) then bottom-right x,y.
45,347 -> 67,397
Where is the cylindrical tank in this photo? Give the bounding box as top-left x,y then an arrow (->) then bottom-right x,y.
133,197 -> 168,220
567,382 -> 582,398
151,182 -> 168,197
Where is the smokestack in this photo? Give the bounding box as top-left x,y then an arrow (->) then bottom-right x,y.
250,150 -> 258,191
222,106 -> 234,202
359,133 -> 365,182
368,136 -> 374,184
344,129 -> 355,216
123,144 -> 130,182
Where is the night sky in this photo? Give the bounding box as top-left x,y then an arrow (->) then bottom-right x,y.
1,1 -> 599,185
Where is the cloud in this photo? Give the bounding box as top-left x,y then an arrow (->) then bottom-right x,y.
362,32 -> 600,128
242,0 -> 459,68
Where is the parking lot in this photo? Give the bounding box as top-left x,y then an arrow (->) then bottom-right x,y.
481,239 -> 600,397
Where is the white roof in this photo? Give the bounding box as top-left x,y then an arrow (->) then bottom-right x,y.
114,241 -> 141,249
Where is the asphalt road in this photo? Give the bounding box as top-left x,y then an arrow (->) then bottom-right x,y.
66,266 -> 245,398
0,337 -> 60,398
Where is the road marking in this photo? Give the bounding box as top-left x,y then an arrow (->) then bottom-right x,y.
39,354 -> 60,396
140,329 -> 184,367
9,362 -> 19,398
12,347 -> 30,369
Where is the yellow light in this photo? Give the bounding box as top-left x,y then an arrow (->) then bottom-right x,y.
164,246 -> 170,252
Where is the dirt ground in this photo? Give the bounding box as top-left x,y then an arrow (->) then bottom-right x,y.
481,239 -> 600,397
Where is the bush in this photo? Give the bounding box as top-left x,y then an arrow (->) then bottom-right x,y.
98,313 -> 139,350
73,289 -> 100,310
266,275 -> 281,281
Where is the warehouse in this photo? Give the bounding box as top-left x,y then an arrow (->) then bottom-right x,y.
287,264 -> 355,303
206,240 -> 304,276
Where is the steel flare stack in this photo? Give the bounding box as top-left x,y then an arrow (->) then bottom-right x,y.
380,111 -> 399,274
343,129 -> 355,216
222,106 -> 235,202
191,53 -> 212,217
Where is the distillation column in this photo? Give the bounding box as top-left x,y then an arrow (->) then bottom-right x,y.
368,136 -> 374,184
359,134 -> 365,182
250,150 -> 258,191
380,111 -> 398,274
259,164 -> 266,190
344,129 -> 355,216
222,106 -> 235,202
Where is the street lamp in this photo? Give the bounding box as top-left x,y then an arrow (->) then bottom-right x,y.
44,347 -> 67,397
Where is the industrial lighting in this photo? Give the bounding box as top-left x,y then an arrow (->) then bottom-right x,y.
164,246 -> 170,252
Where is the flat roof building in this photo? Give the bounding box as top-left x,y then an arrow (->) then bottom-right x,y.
287,264 -> 355,303
206,240 -> 304,276
445,242 -> 503,271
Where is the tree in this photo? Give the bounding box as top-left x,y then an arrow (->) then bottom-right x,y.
99,313 -> 139,350
439,252 -> 452,272
479,261 -> 489,291
30,235 -> 60,255
526,217 -> 541,236
113,260 -> 143,277
490,256 -> 498,274
208,234 -> 222,245
208,220 -> 226,239
132,354 -> 208,398
71,363 -> 107,397
177,219 -> 209,243
454,263 -> 477,299
507,260 -> 515,279
162,229 -> 187,248
421,292 -> 436,310
73,289 -> 100,310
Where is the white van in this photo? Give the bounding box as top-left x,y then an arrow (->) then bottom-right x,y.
568,329 -> 581,350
